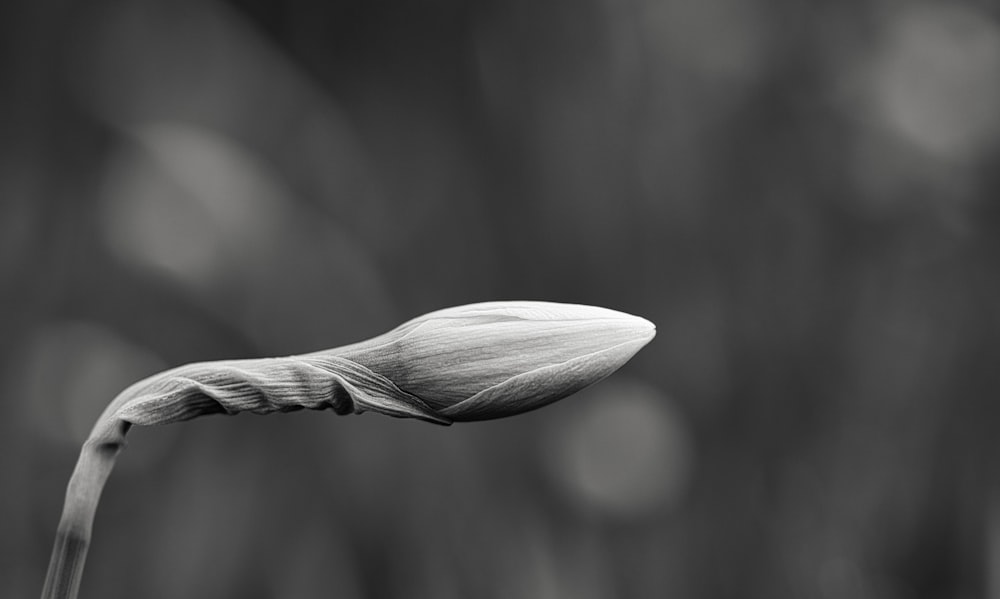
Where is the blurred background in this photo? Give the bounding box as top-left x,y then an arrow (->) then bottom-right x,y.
3,0 -> 1000,597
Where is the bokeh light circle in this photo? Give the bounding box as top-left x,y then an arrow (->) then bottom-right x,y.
546,379 -> 694,517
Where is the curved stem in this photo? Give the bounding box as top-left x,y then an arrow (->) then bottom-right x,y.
38,353 -> 443,599
41,440 -> 123,599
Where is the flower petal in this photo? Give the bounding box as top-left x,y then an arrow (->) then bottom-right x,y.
337,301 -> 656,412
439,336 -> 654,422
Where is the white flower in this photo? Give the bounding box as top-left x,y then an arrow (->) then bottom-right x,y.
333,301 -> 656,421
44,301 -> 655,599
96,301 -> 655,439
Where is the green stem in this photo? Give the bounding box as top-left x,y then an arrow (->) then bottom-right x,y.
41,438 -> 123,599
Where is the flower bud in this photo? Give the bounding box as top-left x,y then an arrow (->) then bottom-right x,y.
330,301 -> 656,421
98,301 -> 654,437
45,301 -> 654,599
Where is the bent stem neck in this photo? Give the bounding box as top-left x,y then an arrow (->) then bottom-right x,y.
41,433 -> 125,599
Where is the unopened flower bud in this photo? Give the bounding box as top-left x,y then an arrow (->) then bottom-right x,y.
97,301 -> 654,438
45,301 -> 655,599
332,301 -> 656,421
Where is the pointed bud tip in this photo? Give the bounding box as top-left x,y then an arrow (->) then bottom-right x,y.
626,314 -> 656,344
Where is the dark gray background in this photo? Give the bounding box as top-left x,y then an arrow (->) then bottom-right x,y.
3,1 -> 998,597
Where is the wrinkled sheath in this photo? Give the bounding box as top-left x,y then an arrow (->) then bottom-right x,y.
105,354 -> 451,434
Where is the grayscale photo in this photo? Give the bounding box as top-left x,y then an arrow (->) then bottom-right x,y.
1,0 -> 995,598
